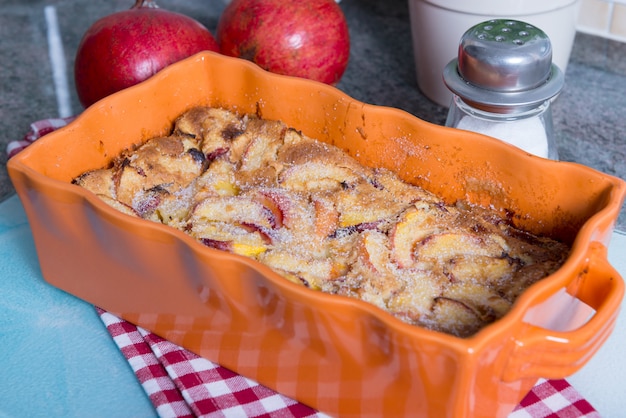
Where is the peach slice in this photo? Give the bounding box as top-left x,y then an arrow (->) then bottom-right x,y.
417,232 -> 507,260
278,161 -> 361,192
356,230 -> 393,275
227,117 -> 284,165
248,188 -> 314,231
259,250 -> 339,290
386,273 -> 444,319
195,159 -> 239,198
231,242 -> 268,258
442,281 -> 511,321
191,195 -> 278,230
371,168 -> 437,206
444,255 -> 513,284
312,197 -> 339,238
333,181 -> 406,228
249,190 -> 285,229
192,221 -> 268,258
201,238 -> 268,258
389,203 -> 440,268
239,124 -> 284,172
96,194 -> 139,217
348,231 -> 402,310
431,297 -> 483,337
272,269 -> 308,287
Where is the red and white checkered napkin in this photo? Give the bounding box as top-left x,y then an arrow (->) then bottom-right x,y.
96,308 -> 324,418
7,116 -> 76,158
96,308 -> 599,418
12,118 -> 601,418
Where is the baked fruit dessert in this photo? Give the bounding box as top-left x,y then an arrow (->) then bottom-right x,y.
73,106 -> 570,337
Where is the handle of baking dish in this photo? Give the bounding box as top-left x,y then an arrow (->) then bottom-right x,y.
502,241 -> 624,382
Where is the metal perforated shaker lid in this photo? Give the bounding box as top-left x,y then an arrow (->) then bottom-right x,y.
443,19 -> 564,113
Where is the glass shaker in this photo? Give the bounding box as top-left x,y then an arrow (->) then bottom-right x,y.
442,19 -> 564,159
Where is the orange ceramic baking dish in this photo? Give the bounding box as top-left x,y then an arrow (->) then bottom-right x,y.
8,51 -> 626,417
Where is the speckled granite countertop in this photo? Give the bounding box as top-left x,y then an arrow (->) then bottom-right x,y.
1,0 -> 624,230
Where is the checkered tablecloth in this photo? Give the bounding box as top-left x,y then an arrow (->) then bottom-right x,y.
7,116 -> 76,158
97,308 -> 324,418
97,308 -> 599,418
8,117 -> 602,418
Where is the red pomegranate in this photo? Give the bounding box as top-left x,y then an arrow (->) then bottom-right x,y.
74,0 -> 220,108
217,0 -> 350,85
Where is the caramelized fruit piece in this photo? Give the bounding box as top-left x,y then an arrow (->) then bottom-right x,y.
442,281 -> 511,321
385,273 -> 444,321
278,161 -> 360,192
239,121 -> 285,172
96,194 -> 139,217
389,203 -> 441,268
334,180 -> 407,228
312,197 -> 339,238
444,255 -> 513,284
191,195 -> 278,231
416,232 -> 507,260
431,297 -> 484,337
356,230 -> 393,275
259,250 -> 341,290
193,222 -> 268,258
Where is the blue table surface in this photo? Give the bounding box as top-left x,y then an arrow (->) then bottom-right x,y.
0,195 -> 156,418
1,193 -> 624,418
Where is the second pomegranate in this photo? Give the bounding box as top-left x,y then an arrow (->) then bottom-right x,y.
217,0 -> 350,85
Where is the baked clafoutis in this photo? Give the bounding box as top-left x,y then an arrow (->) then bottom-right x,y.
73,106 -> 569,337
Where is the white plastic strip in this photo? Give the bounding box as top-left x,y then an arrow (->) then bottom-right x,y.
44,5 -> 73,118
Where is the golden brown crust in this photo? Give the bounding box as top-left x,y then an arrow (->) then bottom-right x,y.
74,106 -> 570,337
